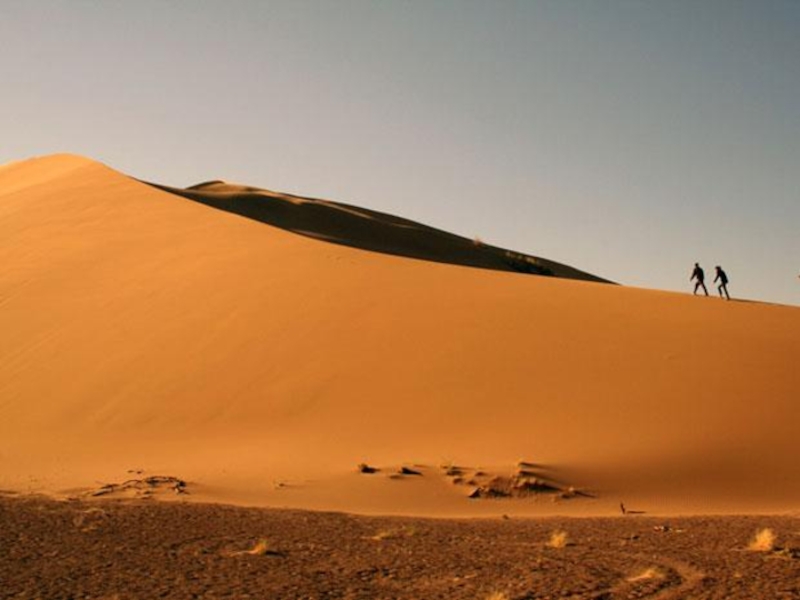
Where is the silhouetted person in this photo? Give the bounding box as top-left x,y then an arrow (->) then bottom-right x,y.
714,266 -> 730,300
690,262 -> 708,296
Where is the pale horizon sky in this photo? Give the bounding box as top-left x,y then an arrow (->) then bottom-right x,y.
2,1 -> 799,305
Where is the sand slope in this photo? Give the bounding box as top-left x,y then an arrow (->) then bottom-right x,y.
0,154 -> 798,516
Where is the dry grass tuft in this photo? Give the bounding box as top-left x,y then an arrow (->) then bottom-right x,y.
227,538 -> 279,557
546,530 -> 569,548
485,592 -> 510,600
246,539 -> 271,555
627,567 -> 664,582
370,526 -> 416,541
748,528 -> 777,552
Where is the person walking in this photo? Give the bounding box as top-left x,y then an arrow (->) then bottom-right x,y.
714,265 -> 730,300
690,262 -> 709,296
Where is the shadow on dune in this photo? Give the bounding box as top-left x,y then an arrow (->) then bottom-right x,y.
146,180 -> 613,284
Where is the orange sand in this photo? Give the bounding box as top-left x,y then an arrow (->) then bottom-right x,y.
0,154 -> 798,517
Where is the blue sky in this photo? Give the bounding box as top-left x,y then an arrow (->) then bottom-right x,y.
2,1 -> 798,305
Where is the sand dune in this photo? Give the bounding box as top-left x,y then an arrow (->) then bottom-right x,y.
0,154 -> 798,517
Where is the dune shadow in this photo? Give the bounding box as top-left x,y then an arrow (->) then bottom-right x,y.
145,180 -> 613,284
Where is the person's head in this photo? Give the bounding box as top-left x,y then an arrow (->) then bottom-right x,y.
695,262 -> 700,267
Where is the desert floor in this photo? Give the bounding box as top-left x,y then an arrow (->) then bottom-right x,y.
2,495 -> 798,600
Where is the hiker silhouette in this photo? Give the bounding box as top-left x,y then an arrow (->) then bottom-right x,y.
714,266 -> 730,300
690,262 -> 709,296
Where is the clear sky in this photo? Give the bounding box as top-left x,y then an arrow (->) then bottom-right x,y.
2,1 -> 798,305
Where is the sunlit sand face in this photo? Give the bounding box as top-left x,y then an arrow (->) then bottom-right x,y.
0,154 -> 798,517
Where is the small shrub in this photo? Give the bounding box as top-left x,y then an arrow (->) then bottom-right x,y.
627,567 -> 664,582
546,530 -> 569,548
748,528 -> 777,552
370,526 -> 416,541
227,538 -> 278,557
245,539 -> 271,555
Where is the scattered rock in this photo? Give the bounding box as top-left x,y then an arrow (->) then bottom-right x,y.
85,476 -> 188,499
517,461 -> 543,469
357,463 -> 378,474
398,467 -> 422,476
90,485 -> 115,498
464,469 -> 587,501
516,469 -> 540,478
559,486 -> 593,499
442,465 -> 464,477
774,547 -> 800,560
513,476 -> 559,494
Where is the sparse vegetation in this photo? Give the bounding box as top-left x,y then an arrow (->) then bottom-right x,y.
369,526 -> 416,541
228,538 -> 280,557
627,567 -> 664,582
245,539 -> 271,555
6,497 -> 800,598
546,530 -> 569,548
748,528 -> 777,552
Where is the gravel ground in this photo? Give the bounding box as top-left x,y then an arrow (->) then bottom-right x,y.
1,496 -> 798,599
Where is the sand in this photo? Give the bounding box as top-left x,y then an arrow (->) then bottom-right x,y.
0,153 -> 798,519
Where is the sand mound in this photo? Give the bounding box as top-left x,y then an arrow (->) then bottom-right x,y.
0,154 -> 798,517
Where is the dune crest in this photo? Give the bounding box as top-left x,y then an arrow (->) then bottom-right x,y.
148,179 -> 611,282
0,154 -> 798,517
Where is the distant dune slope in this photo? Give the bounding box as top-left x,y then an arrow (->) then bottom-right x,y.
0,154 -> 798,516
148,179 -> 612,283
